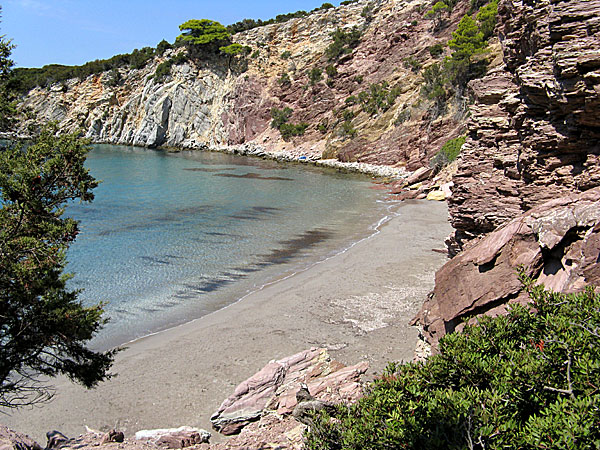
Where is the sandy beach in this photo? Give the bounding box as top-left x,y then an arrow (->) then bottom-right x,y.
3,200 -> 451,444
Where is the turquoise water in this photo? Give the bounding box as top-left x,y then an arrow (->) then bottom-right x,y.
66,144 -> 393,350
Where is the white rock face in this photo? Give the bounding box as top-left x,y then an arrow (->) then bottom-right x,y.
16,1 -> 376,151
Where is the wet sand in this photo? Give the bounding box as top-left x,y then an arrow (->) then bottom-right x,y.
3,200 -> 451,444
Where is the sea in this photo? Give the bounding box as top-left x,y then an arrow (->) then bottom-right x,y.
65,144 -> 397,350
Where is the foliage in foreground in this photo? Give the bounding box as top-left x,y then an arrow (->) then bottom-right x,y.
0,125 -> 117,408
306,280 -> 600,449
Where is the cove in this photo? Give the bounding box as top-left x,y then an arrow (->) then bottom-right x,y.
66,144 -> 394,350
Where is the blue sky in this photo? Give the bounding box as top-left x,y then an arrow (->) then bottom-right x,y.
2,0 -> 338,68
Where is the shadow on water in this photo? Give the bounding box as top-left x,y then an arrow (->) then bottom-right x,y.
182,167 -> 236,172
172,228 -> 333,299
228,206 -> 281,221
97,204 -> 214,236
213,172 -> 294,181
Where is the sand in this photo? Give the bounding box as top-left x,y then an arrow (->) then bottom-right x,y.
3,200 -> 451,444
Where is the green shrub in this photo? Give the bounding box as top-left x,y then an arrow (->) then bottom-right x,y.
306,280 -> 600,449
357,81 -> 400,116
325,64 -> 338,78
425,1 -> 449,30
279,122 -> 308,140
270,106 -> 293,129
317,119 -> 329,133
345,95 -> 358,106
270,106 -> 307,140
411,19 -> 418,26
430,135 -> 466,171
420,62 -> 447,109
340,0 -> 358,5
477,0 -> 498,40
281,50 -> 292,59
251,50 -> 259,58
325,27 -> 362,61
153,52 -> 188,82
342,109 -> 355,121
308,67 -> 323,85
403,56 -> 422,73
353,74 -> 364,84
394,108 -> 411,125
340,120 -> 357,139
428,42 -> 444,58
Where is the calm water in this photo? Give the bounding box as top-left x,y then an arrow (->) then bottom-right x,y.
66,144 -> 394,349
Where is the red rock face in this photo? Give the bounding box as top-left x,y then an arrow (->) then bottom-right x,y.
448,0 -> 600,250
415,187 -> 600,347
414,0 -> 600,347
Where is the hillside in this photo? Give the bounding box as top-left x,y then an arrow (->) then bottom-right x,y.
14,0 -> 477,170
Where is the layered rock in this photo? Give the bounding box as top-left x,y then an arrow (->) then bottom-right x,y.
16,0 -> 473,169
415,186 -> 600,346
413,0 -> 600,345
0,425 -> 42,450
210,348 -> 367,435
448,0 -> 600,251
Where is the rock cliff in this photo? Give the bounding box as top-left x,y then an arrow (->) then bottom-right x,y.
16,0 -> 471,169
447,0 -> 600,250
414,0 -> 600,345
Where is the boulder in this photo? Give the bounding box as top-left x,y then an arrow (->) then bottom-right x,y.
100,430 -> 124,444
210,348 -> 367,435
413,187 -> 600,347
426,190 -> 446,201
0,425 -> 42,450
134,427 -> 210,449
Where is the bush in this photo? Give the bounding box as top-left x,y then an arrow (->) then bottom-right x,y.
477,0 -> 498,40
430,135 -> 466,171
325,64 -> 338,78
270,106 -> 307,140
357,81 -> 400,116
270,106 -> 293,129
421,62 -> 447,108
308,67 -> 323,85
306,280 -> 600,449
403,56 -> 422,72
429,42 -> 444,58
279,122 -> 308,140
317,119 -> 329,133
340,120 -> 357,139
281,50 -> 291,59
325,27 -> 362,61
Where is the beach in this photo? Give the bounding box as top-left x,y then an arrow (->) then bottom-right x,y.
4,200 -> 451,444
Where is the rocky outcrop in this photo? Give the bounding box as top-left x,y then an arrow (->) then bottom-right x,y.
210,348 -> 367,435
0,425 -> 42,450
134,427 -> 210,449
448,0 -> 600,251
16,0 -> 474,170
414,186 -> 600,346
413,0 -> 600,346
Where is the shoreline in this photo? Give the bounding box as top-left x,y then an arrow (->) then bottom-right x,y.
3,200 -> 451,444
0,134 -> 410,180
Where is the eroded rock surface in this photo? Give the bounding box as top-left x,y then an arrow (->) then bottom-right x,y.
210,348 -> 367,435
448,0 -> 600,251
0,425 -> 42,450
414,187 -> 600,346
15,0 -> 473,169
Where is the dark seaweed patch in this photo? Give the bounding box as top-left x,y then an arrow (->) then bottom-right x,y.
183,167 -> 236,172
256,229 -> 333,265
213,172 -> 293,181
